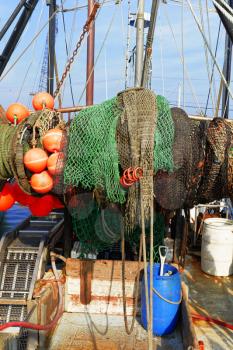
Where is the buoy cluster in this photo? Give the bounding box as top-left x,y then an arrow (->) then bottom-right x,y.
1,92 -> 65,215
24,128 -> 64,194
0,182 -> 63,215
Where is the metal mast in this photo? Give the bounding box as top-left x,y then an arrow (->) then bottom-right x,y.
141,1 -> 160,88
0,0 -> 39,77
86,0 -> 95,105
47,0 -> 56,95
134,0 -> 145,87
221,0 -> 233,118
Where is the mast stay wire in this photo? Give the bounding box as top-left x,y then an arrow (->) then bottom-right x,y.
186,0 -> 233,102
198,0 -> 216,114
181,0 -> 185,107
205,0 -> 217,103
78,1 -> 119,104
16,0 -> 46,102
204,20 -> 221,117
61,0 -> 78,103
0,0 -> 69,83
164,7 -> 203,115
60,0 -> 75,106
124,0 -> 131,89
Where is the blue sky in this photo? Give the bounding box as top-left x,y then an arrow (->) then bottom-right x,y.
0,0 -> 230,116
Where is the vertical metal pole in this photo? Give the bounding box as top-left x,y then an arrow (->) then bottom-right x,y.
141,0 -> 160,88
47,0 -> 56,95
135,0 -> 145,87
222,0 -> 233,119
86,0 -> 95,105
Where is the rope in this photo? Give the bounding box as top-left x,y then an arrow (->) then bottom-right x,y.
205,0 -> 217,103
121,228 -> 142,335
186,0 -> 233,101
149,190 -> 154,349
78,2 -> 119,103
0,125 -> 16,179
214,0 -> 233,18
198,0 -> 215,113
204,21 -> 221,116
140,189 -> 151,349
60,0 -> 75,106
0,0 -> 69,83
164,7 -> 203,115
124,0 -> 131,89
16,0 -> 45,102
152,287 -> 182,305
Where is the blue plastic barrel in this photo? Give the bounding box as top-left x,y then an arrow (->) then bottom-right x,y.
141,263 -> 181,336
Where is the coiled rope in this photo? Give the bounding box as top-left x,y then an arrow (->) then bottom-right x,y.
0,124 -> 16,179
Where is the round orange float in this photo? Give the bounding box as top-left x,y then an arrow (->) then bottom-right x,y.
47,152 -> 64,175
32,92 -> 54,110
0,183 -> 15,211
24,148 -> 48,173
42,129 -> 63,153
30,171 -> 53,194
6,103 -> 30,124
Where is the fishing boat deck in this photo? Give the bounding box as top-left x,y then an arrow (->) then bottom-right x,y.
182,255 -> 233,350
48,313 -> 183,350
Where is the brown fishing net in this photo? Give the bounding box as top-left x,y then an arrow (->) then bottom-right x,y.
117,88 -> 157,231
198,118 -> 231,203
154,108 -> 208,209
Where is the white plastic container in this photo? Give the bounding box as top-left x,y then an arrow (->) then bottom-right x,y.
201,218 -> 233,276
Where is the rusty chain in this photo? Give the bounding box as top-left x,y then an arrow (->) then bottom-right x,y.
53,2 -> 100,99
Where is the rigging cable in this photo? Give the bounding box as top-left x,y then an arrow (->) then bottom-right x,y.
16,0 -> 45,102
78,1 -> 119,104
61,0 -> 78,104
198,0 -> 215,113
60,0 -> 75,106
205,0 -> 217,102
124,0 -> 131,89
0,0 -> 69,83
204,20 -> 221,117
186,0 -> 233,101
164,7 -> 203,115
181,0 -> 185,106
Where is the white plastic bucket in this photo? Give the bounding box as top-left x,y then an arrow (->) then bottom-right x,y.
201,218 -> 233,276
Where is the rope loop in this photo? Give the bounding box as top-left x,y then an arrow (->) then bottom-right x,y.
152,287 -> 182,305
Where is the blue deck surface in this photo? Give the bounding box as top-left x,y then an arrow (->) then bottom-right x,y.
0,204 -> 31,237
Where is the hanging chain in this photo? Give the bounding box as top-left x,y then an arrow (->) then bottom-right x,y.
53,2 -> 100,99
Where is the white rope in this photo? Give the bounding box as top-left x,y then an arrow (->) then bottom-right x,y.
186,0 -> 233,102
213,0 -> 233,25
164,7 -> 203,115
0,0 -> 68,83
16,0 -> 46,102
218,0 -> 233,16
124,0 -> 131,89
205,0 -> 217,103
198,0 -> 215,113
78,1 -> 119,103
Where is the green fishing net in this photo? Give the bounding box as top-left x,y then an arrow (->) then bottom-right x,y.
72,200 -> 121,255
65,91 -> 172,255
129,212 -> 165,262
154,95 -> 174,172
64,93 -> 174,205
64,97 -> 125,204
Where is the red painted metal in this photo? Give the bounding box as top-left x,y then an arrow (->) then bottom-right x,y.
86,0 -> 95,106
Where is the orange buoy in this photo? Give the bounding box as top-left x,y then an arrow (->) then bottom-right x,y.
0,183 -> 15,211
30,171 -> 53,194
24,148 -> 48,173
32,92 -> 54,110
6,103 -> 30,124
42,128 -> 63,153
47,152 -> 64,175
